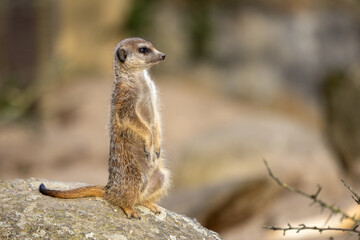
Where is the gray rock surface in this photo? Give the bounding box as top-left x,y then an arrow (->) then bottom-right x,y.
0,178 -> 222,240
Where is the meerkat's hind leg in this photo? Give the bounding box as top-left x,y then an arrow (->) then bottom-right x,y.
141,202 -> 161,214
122,206 -> 141,219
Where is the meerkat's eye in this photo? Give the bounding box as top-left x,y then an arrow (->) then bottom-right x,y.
139,47 -> 150,54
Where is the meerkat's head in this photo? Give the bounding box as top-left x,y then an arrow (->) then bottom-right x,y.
114,37 -> 166,71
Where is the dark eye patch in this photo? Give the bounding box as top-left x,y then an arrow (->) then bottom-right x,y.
139,47 -> 150,54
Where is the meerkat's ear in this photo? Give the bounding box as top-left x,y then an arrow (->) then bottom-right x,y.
117,48 -> 127,63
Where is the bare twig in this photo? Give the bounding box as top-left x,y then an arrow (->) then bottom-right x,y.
341,179 -> 360,205
263,159 -> 360,224
264,224 -> 360,236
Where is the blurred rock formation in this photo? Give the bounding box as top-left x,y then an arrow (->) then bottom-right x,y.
323,66 -> 360,173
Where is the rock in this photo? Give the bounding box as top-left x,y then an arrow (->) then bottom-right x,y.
165,113 -> 341,233
211,5 -> 360,102
0,178 -> 222,240
163,176 -> 279,233
172,115 -> 340,191
323,66 -> 360,172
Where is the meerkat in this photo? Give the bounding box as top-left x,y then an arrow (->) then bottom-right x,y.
39,37 -> 170,219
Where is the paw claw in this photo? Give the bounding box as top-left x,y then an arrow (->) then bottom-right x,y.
144,145 -> 150,159
131,213 -> 141,220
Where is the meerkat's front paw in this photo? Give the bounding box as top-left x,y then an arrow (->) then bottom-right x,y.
144,145 -> 151,160
156,149 -> 161,158
154,142 -> 161,158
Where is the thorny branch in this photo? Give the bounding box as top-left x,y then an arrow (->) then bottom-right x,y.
264,223 -> 360,236
263,159 -> 360,225
263,160 -> 360,238
342,179 -> 360,205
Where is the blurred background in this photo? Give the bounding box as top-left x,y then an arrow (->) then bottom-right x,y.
1,0 -> 360,239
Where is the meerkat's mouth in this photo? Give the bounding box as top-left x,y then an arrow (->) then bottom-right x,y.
146,59 -> 163,64
146,60 -> 159,64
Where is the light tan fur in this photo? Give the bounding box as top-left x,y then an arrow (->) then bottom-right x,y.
39,37 -> 170,219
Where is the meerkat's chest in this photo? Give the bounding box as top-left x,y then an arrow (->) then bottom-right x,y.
141,70 -> 158,120
143,70 -> 157,102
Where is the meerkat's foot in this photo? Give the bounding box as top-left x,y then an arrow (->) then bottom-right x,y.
123,207 -> 141,219
141,202 -> 161,215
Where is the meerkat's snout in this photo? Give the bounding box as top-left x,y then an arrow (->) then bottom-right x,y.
154,51 -> 166,61
145,50 -> 166,64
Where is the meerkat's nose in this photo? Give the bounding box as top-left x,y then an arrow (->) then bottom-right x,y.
161,54 -> 166,60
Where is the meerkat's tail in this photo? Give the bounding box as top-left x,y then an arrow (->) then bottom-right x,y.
39,183 -> 105,198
